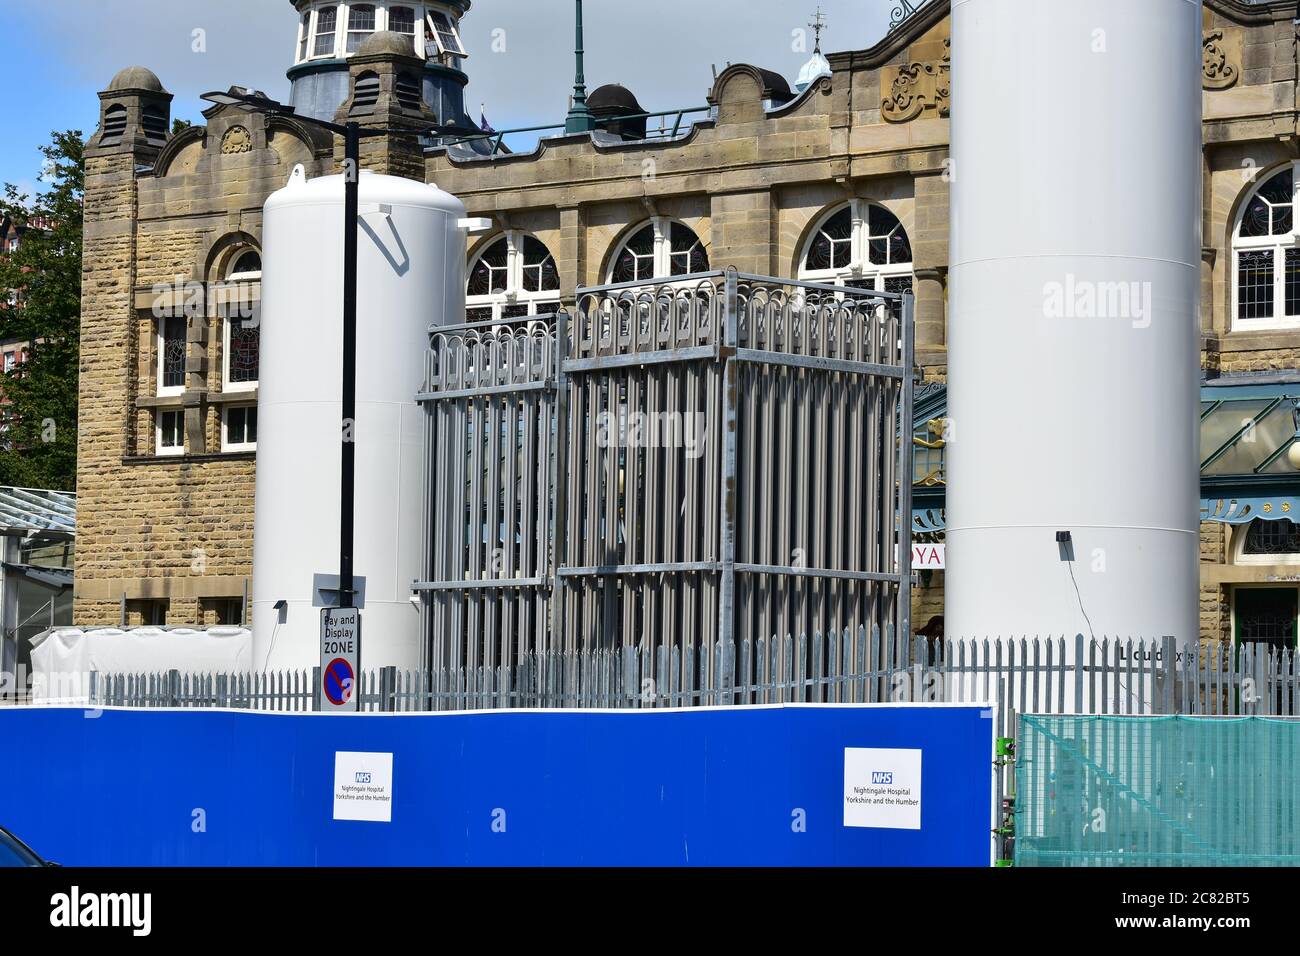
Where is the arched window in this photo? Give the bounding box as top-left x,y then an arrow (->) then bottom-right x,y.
347,4 -> 377,53
214,247 -> 261,452
228,251 -> 261,280
1240,518 -> 1300,560
466,231 -> 561,322
798,200 -> 913,301
1233,165 -> 1300,330
220,247 -> 261,396
608,218 -> 708,285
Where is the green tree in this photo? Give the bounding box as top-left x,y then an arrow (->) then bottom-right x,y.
0,130 -> 84,490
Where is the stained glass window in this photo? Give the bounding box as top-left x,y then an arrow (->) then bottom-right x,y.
160,317 -> 186,391
1234,165 -> 1300,328
520,237 -> 559,293
612,224 -> 656,284
1239,169 -> 1292,238
468,237 -> 509,295
668,223 -> 708,276
610,219 -> 708,284
466,232 -> 562,321
1244,518 -> 1300,556
1237,249 -> 1275,321
228,321 -> 259,385
799,200 -> 913,299
805,207 -> 852,271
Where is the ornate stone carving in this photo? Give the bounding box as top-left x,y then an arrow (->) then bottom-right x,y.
882,38 -> 950,123
221,125 -> 252,154
1203,29 -> 1239,90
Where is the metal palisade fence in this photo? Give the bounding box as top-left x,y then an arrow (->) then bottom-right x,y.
415,270 -> 916,673
83,634 -> 1300,726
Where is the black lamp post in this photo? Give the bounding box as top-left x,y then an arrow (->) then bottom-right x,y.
201,89 -> 451,609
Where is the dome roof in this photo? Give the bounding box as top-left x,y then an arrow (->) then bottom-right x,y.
588,84 -> 644,114
107,66 -> 164,93
355,31 -> 418,58
795,51 -> 831,92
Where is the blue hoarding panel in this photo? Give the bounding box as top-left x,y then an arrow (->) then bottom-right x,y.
0,704 -> 992,866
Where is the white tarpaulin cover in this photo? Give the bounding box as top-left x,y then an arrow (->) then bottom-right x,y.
29,627 -> 253,703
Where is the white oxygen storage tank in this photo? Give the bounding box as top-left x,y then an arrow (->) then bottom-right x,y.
946,0 -> 1202,647
252,166 -> 466,671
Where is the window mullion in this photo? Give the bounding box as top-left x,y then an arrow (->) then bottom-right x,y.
1290,168 -> 1300,242
653,218 -> 669,278
850,200 -> 865,275
506,231 -> 522,298
1276,245 -> 1286,323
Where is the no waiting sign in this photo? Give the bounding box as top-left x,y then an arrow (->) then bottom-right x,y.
320,607 -> 361,712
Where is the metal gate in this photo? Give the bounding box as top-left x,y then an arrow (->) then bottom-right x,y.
417,269 -> 915,673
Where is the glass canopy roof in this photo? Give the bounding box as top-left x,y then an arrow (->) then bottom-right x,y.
909,380 -> 1300,530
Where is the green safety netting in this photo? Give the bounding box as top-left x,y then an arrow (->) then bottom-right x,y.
1016,715 -> 1300,867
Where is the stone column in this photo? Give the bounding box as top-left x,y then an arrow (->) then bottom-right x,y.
912,172 -> 950,373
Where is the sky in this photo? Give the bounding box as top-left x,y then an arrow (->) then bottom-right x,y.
0,0 -> 903,197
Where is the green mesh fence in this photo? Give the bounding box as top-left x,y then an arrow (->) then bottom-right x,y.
1016,715 -> 1300,867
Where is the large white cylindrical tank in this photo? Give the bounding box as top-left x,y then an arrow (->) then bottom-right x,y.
946,0 -> 1202,645
252,167 -> 466,671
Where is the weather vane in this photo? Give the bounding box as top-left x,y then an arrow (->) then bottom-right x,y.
809,8 -> 827,52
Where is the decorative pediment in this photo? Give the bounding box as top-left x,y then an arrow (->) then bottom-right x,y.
881,37 -> 949,124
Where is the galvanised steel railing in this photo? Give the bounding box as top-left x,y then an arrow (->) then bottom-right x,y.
69,635 -> 1300,728
416,270 -> 916,674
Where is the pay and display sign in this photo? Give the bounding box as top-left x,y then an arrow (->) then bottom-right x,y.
320,607 -> 361,712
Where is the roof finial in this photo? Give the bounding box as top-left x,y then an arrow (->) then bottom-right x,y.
565,0 -> 595,134
809,7 -> 827,54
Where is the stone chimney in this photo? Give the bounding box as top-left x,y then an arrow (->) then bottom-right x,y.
333,32 -> 437,182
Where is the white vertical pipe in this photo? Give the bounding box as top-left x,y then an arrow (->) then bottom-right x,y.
946,0 -> 1202,649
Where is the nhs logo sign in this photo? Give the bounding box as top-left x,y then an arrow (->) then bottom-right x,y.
355,772 -> 372,784
844,748 -> 923,830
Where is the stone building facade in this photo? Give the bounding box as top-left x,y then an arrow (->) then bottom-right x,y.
77,0 -> 1300,647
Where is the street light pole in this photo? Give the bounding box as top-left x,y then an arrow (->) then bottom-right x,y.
201,89 -> 456,616
339,121 -> 360,609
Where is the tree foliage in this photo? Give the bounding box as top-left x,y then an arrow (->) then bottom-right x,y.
0,130 -> 84,491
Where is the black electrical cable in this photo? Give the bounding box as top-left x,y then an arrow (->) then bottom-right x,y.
1065,553 -> 1097,644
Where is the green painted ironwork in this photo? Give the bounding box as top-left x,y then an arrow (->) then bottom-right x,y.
1016,715 -> 1300,867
